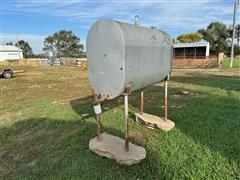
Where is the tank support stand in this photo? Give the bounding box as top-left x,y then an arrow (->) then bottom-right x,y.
124,95 -> 129,151
135,80 -> 175,132
96,114 -> 101,138
89,93 -> 146,165
140,89 -> 144,114
164,80 -> 168,121
92,94 -> 102,138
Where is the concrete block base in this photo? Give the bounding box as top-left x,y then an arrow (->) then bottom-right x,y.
89,133 -> 146,165
135,112 -> 175,132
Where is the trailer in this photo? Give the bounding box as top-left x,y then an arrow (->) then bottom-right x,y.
0,69 -> 13,79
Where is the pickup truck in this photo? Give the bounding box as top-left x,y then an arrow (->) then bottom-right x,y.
0,69 -> 13,79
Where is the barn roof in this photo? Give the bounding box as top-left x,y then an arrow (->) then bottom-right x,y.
173,41 -> 209,48
0,45 -> 23,52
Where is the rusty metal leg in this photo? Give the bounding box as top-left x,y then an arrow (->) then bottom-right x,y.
93,93 -> 102,139
124,95 -> 129,151
96,114 -> 101,138
140,89 -> 144,114
164,80 -> 168,121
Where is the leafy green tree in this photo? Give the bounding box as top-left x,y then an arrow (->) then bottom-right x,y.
81,52 -> 87,58
43,30 -> 84,57
227,24 -> 240,47
15,40 -> 34,58
233,45 -> 240,55
198,22 -> 228,54
177,32 -> 201,43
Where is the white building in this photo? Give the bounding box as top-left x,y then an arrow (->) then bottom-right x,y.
0,45 -> 23,61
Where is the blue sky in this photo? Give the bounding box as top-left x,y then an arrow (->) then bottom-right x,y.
1,0 -> 237,53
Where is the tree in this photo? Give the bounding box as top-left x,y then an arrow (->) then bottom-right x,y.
6,41 -> 13,45
233,45 -> 240,55
198,22 -> 228,54
43,30 -> 84,57
16,40 -> 34,58
177,32 -> 201,43
227,24 -> 240,47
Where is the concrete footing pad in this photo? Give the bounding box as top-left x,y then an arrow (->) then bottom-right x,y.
89,133 -> 146,165
135,112 -> 175,132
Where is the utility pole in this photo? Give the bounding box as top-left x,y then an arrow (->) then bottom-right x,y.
230,0 -> 239,68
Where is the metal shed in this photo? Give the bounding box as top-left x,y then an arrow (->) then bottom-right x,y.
173,41 -> 210,59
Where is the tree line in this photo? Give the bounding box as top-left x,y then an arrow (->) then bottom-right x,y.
175,22 -> 240,56
5,30 -> 85,58
5,21 -> 240,58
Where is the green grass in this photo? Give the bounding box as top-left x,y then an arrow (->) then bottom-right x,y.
0,65 -> 240,179
220,57 -> 240,69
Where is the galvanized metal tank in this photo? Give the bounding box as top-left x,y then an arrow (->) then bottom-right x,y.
87,19 -> 173,99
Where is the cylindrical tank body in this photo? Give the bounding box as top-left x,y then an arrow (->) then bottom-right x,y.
87,19 -> 173,99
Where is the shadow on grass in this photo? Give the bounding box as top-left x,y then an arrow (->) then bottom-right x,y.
71,78 -> 240,158
0,116 -> 186,179
0,88 -> 183,179
70,82 -> 240,166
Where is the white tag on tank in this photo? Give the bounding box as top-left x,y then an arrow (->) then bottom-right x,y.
93,104 -> 102,114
